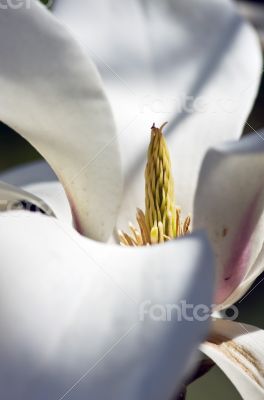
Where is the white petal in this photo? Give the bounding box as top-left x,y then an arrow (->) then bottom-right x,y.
0,162 -> 74,226
193,133 -> 264,309
53,0 -> 262,228
0,181 -> 54,216
201,319 -> 264,400
23,181 -> 72,225
0,0 -> 122,241
0,212 -> 214,400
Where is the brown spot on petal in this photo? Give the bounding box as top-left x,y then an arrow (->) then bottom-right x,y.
222,227 -> 228,237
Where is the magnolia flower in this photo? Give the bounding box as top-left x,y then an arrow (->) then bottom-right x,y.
0,0 -> 262,399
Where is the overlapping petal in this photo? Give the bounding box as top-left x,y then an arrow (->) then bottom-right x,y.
193,133 -> 264,308
0,0 -> 122,241
0,212 -> 214,400
0,181 -> 54,216
201,319 -> 264,400
53,0 -> 262,229
0,163 -> 72,225
23,181 -> 72,224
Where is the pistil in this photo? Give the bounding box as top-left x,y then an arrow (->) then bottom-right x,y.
118,123 -> 191,246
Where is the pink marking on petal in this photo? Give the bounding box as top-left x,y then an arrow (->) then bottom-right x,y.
215,191 -> 261,305
58,176 -> 84,236
66,189 -> 84,236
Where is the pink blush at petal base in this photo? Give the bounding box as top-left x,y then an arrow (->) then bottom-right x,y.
215,192 -> 261,305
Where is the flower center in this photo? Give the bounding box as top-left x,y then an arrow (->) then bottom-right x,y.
118,122 -> 191,246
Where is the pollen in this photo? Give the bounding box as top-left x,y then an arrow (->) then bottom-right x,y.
118,122 -> 191,246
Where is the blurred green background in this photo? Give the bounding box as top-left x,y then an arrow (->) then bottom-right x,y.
0,1 -> 263,399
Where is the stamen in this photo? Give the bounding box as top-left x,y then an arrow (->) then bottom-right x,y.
167,211 -> 173,239
136,208 -> 150,245
158,221 -> 164,243
150,222 -> 159,245
183,215 -> 191,234
118,230 -> 130,246
129,222 -> 143,246
176,208 -> 181,237
123,232 -> 137,246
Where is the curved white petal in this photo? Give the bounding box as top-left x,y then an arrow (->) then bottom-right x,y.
53,0 -> 262,228
23,181 -> 72,225
193,133 -> 264,309
0,0 -> 122,241
201,319 -> 264,400
0,163 -> 75,226
0,181 -> 55,216
0,212 -> 214,400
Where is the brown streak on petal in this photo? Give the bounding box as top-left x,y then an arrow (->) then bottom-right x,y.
206,334 -> 264,388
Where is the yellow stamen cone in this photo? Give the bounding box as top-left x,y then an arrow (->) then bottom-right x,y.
118,122 -> 191,246
145,122 -> 176,241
